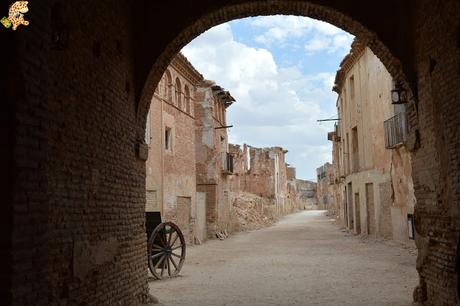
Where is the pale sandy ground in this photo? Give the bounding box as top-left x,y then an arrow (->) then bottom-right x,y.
149,211 -> 418,306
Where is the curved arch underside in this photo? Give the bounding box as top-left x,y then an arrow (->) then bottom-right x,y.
134,0 -> 415,121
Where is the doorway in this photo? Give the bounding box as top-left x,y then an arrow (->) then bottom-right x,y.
365,183 -> 375,235
354,192 -> 361,234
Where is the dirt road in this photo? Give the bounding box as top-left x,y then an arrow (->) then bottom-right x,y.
149,211 -> 417,306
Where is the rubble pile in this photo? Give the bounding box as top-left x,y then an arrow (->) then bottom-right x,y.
232,192 -> 277,231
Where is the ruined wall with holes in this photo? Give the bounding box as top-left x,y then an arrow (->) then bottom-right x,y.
296,179 -> 318,210
237,145 -> 290,216
316,163 -> 335,211
194,81 -> 233,238
3,0 -> 460,304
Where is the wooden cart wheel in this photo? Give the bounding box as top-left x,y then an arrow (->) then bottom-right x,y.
148,221 -> 186,280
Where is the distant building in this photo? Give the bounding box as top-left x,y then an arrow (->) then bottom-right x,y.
316,163 -> 335,211
327,39 -> 415,244
229,144 -> 306,216
240,145 -> 289,215
296,180 -> 318,210
286,165 -> 298,214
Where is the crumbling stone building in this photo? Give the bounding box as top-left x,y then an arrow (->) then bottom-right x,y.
227,144 -> 304,218
327,40 -> 416,245
316,163 -> 335,211
195,81 -> 235,239
286,165 -> 299,213
296,180 -> 318,210
145,54 -> 203,244
240,145 -> 290,216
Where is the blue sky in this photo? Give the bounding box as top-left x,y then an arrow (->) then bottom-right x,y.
182,16 -> 353,180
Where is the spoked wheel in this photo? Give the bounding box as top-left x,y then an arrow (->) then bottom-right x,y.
148,221 -> 186,280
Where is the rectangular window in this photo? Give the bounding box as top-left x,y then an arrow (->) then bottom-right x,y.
351,127 -> 359,173
384,111 -> 408,149
349,75 -> 355,99
165,127 -> 172,151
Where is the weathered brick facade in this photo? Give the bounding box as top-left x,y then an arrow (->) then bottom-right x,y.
145,54 -> 203,244
2,0 -> 459,305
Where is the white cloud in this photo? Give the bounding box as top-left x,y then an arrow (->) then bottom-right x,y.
304,33 -> 353,55
304,36 -> 331,53
181,20 -> 343,179
249,15 -> 353,55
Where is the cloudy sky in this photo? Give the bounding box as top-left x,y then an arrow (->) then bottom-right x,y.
182,16 -> 353,181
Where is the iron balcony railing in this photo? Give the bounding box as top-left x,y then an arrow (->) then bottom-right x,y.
384,112 -> 408,149
221,152 -> 234,174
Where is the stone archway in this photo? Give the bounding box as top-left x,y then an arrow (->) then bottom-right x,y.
136,1 -> 414,129
134,1 -> 459,305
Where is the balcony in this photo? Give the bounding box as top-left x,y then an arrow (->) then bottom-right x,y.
221,152 -> 234,175
327,123 -> 341,142
384,112 -> 408,149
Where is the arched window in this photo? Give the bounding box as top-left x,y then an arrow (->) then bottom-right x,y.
155,77 -> 164,97
164,70 -> 172,102
184,85 -> 191,114
175,78 -> 182,109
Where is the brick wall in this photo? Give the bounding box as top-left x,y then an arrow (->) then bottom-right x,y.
411,1 -> 460,304
5,1 -> 149,304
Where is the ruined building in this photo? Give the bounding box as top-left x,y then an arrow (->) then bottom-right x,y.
241,145 -> 290,215
227,144 -> 304,218
286,165 -> 299,213
195,82 -> 235,239
316,163 -> 335,211
325,40 -> 416,245
295,180 -> 318,210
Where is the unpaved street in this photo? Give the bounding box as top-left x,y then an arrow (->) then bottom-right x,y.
149,211 -> 417,306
